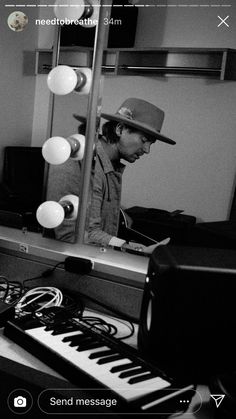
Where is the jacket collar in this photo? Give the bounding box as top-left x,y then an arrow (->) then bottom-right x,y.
96,140 -> 125,175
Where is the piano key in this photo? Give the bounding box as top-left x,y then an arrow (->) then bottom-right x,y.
26,327 -> 92,354
63,333 -> 91,343
71,352 -> 171,400
119,366 -> 148,379
69,339 -> 94,348
89,349 -> 117,359
128,376 -> 167,389
47,332 -> 111,358
26,327 -> 127,367
37,327 -> 83,342
51,324 -> 82,335
97,354 -> 125,365
77,341 -> 102,351
129,372 -> 159,384
26,326 -> 171,401
110,361 -> 137,373
69,337 -> 98,348
94,364 -> 171,399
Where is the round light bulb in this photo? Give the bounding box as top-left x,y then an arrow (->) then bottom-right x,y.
42,137 -> 71,165
36,201 -> 65,229
67,134 -> 85,160
47,66 -> 77,95
74,68 -> 92,95
59,194 -> 79,220
80,0 -> 100,27
54,0 -> 85,21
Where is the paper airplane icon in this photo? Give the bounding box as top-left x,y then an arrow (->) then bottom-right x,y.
210,394 -> 225,408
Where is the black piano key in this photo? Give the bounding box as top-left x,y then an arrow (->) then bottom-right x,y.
45,325 -> 56,331
119,366 -> 149,379
62,333 -> 91,343
69,337 -> 95,348
110,361 -> 137,373
89,349 -> 115,359
76,341 -> 102,351
51,325 -> 81,335
128,372 -> 158,385
97,354 -> 124,365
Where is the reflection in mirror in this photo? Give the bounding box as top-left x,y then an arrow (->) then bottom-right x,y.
0,0 -> 103,238
3,2 -> 234,255
44,4 -> 175,254
47,99 -> 174,253
0,5 -> 46,232
44,0 -> 109,245
45,2 -> 236,256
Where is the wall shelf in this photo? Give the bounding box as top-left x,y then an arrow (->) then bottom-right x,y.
35,47 -> 94,75
35,47 -> 236,80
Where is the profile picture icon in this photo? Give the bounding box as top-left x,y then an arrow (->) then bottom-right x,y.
7,11 -> 28,32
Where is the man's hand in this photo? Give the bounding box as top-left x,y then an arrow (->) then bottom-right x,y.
121,238 -> 170,255
142,237 -> 171,254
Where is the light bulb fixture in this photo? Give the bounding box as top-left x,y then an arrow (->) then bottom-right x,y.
54,0 -> 85,21
36,201 -> 65,229
59,194 -> 79,220
36,195 -> 79,229
74,68 -> 92,94
79,0 -> 100,28
47,65 -> 77,95
42,136 -> 71,165
67,134 -> 86,160
47,66 -> 92,96
42,134 -> 85,165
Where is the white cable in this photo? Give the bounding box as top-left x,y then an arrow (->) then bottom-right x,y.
16,287 -> 63,314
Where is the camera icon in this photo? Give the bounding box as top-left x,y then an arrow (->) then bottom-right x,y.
13,396 -> 27,408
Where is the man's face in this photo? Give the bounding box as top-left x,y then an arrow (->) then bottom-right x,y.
116,125 -> 155,163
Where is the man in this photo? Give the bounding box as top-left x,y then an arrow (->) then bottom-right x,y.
48,98 -> 175,252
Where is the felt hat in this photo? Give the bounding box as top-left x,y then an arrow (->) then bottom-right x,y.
73,114 -> 101,129
73,114 -> 87,124
101,98 -> 175,145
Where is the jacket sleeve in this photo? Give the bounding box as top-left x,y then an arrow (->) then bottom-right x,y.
87,162 -> 113,247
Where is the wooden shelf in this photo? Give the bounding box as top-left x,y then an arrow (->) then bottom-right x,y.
35,47 -> 236,80
35,47 -> 94,75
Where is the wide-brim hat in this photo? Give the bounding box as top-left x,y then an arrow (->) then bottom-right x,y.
101,98 -> 175,145
73,114 -> 100,129
73,114 -> 87,124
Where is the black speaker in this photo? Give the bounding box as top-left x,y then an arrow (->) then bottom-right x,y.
138,245 -> 236,382
60,1 -> 138,48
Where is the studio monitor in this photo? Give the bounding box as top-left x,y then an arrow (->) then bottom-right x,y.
138,245 -> 236,382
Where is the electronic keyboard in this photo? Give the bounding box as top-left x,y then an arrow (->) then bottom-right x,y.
4,308 -> 194,414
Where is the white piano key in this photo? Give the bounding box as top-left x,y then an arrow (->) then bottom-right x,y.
47,328 -> 83,340
27,327 -> 110,359
96,364 -> 170,400
26,326 -> 171,401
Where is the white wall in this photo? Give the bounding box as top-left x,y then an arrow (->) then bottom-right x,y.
108,1 -> 236,221
0,5 -> 39,178
32,1 -> 236,222
102,76 -> 236,221
135,0 -> 236,49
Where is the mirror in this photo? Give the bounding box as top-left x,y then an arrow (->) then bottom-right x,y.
2,2 -> 236,255
0,5 -> 48,232
46,2 -> 236,254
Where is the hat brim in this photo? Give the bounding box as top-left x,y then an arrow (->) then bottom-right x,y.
101,113 -> 175,145
73,114 -> 101,130
73,114 -> 87,123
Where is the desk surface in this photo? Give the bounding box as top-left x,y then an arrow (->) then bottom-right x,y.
0,309 -> 218,419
